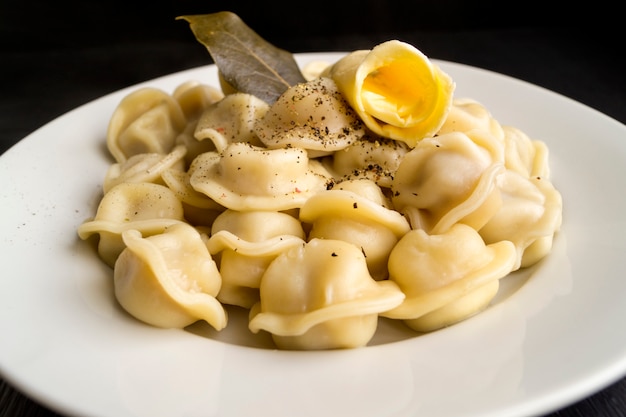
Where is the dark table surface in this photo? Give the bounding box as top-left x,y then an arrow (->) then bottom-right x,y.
1,2 -> 625,416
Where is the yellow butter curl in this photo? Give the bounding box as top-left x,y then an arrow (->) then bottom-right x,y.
327,40 -> 455,147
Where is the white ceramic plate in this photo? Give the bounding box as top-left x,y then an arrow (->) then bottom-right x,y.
2,52 -> 626,417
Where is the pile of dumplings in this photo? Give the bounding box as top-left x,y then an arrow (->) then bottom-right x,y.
78,40 -> 562,350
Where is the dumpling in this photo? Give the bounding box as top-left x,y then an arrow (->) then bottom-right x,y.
501,125 -> 551,179
210,208 -> 306,243
175,122 -> 219,168
172,81 -> 225,166
160,168 -> 226,227
299,179 -> 410,280
301,60 -> 332,81
248,238 -> 405,350
188,142 -> 332,211
206,209 -> 307,308
254,77 -> 365,158
77,182 -> 186,267
437,97 -> 505,141
194,93 -> 269,152
323,131 -> 410,189
114,223 -> 227,330
207,231 -> 306,308
382,223 -> 517,332
106,87 -> 187,163
479,169 -> 563,269
103,144 -> 187,193
172,80 -> 224,122
391,129 -> 504,234
326,40 -> 455,147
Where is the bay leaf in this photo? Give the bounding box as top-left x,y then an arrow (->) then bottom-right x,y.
177,11 -> 307,104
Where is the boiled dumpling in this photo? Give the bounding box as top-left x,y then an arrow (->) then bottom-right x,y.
194,93 -> 269,152
210,208 -> 306,244
299,179 -> 410,280
323,132 -> 410,189
172,81 -> 225,167
301,60 -> 332,80
114,223 -> 227,330
188,142 -> 331,211
254,77 -> 365,158
479,169 -> 563,269
77,182 -> 186,267
501,125 -> 551,179
103,145 -> 187,193
107,87 -> 187,163
437,97 -> 505,141
172,80 -> 224,122
206,209 -> 307,308
382,223 -> 517,332
391,129 -> 504,234
160,168 -> 226,227
248,238 -> 405,350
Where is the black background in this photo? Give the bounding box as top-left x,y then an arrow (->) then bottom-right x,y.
2,1 -> 625,154
1,1 -> 625,416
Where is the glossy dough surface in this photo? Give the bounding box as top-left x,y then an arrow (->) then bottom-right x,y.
248,238 -> 405,349
114,224 -> 226,329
